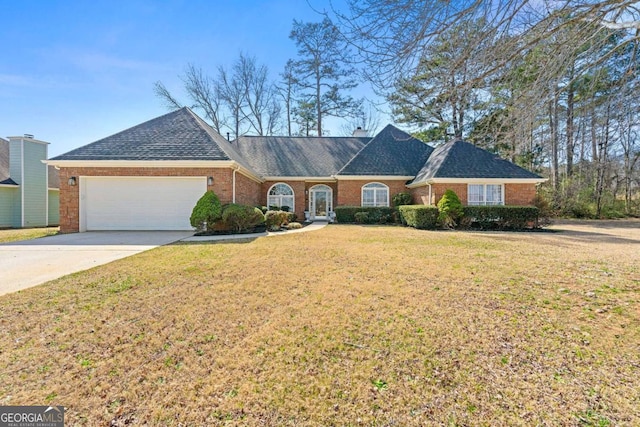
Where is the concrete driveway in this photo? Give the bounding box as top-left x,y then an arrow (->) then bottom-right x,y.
0,231 -> 193,296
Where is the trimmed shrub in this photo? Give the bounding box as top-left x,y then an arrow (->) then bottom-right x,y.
462,205 -> 540,230
221,204 -> 265,232
334,206 -> 398,224
286,212 -> 298,223
265,210 -> 289,230
354,212 -> 370,224
392,192 -> 413,206
437,189 -> 464,228
287,222 -> 303,229
190,191 -> 223,231
398,205 -> 439,229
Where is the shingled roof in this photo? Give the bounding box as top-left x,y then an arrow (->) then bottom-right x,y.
233,136 -> 368,177
338,125 -> 433,176
50,107 -> 252,170
411,139 -> 542,184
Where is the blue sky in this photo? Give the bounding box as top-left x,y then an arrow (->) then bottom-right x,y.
1,0 -> 380,157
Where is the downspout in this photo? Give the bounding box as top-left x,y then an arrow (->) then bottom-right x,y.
45,144 -> 49,227
232,165 -> 238,204
428,184 -> 432,206
20,138 -> 25,227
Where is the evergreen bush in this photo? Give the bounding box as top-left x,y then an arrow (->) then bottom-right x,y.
437,189 -> 464,228
221,204 -> 265,232
190,191 -> 223,231
398,205 -> 439,229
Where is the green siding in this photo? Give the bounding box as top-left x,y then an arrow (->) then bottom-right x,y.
0,187 -> 18,227
48,189 -> 59,226
21,141 -> 48,227
9,139 -> 22,225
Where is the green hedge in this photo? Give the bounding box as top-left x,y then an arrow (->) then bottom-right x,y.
398,205 -> 439,229
221,204 -> 265,232
461,205 -> 539,230
334,206 -> 398,224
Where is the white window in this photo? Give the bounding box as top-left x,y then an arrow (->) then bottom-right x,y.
468,184 -> 504,206
362,183 -> 389,207
268,183 -> 295,211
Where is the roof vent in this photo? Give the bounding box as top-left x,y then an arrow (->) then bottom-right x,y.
352,127 -> 368,137
24,134 -> 34,139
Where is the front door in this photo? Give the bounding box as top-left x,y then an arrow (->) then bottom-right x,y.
309,185 -> 332,220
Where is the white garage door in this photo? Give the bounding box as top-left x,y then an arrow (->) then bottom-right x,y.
83,177 -> 207,231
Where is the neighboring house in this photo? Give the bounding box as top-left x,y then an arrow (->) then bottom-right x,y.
0,136 -> 59,228
47,107 -> 545,233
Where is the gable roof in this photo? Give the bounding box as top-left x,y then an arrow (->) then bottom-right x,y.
411,139 -> 542,184
50,107 -> 253,170
233,135 -> 368,177
337,124 -> 433,176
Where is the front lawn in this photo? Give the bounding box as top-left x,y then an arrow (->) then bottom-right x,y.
0,227 -> 59,243
1,225 -> 638,425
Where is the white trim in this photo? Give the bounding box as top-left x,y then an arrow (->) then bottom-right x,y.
407,177 -> 546,188
232,168 -> 237,204
335,175 -> 414,181
48,187 -> 60,191
467,183 -> 505,206
45,159 -> 236,168
43,160 -> 264,183
0,183 -> 19,188
267,182 -> 295,212
361,182 -> 390,207
309,184 -> 333,220
263,176 -> 335,182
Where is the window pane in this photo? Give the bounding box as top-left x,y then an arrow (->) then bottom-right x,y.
375,189 -> 388,207
486,185 -> 502,205
362,189 -> 374,207
364,183 -> 386,189
281,196 -> 294,210
468,185 -> 483,205
270,183 -> 293,196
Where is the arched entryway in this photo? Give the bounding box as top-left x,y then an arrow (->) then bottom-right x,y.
309,184 -> 333,220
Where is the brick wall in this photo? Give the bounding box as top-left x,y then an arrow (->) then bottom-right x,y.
411,183 -> 538,206
410,185 -> 431,205
430,183 -> 468,206
261,181 -> 307,220
336,180 -> 409,207
234,172 -> 261,206
57,167 -> 255,233
505,183 -> 537,205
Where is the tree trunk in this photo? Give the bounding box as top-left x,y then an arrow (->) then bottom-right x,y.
591,108 -> 598,163
566,76 -> 575,177
316,73 -> 322,137
549,95 -> 559,191
595,104 -> 611,218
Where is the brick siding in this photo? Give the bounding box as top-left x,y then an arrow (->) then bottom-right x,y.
505,183 -> 537,205
336,180 -> 409,207
411,182 -> 538,206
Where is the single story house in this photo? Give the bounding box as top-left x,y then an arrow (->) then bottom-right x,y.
46,107 -> 545,233
0,135 -> 59,228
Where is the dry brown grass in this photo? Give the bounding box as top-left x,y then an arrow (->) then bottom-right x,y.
1,222 -> 639,426
0,227 -> 58,243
